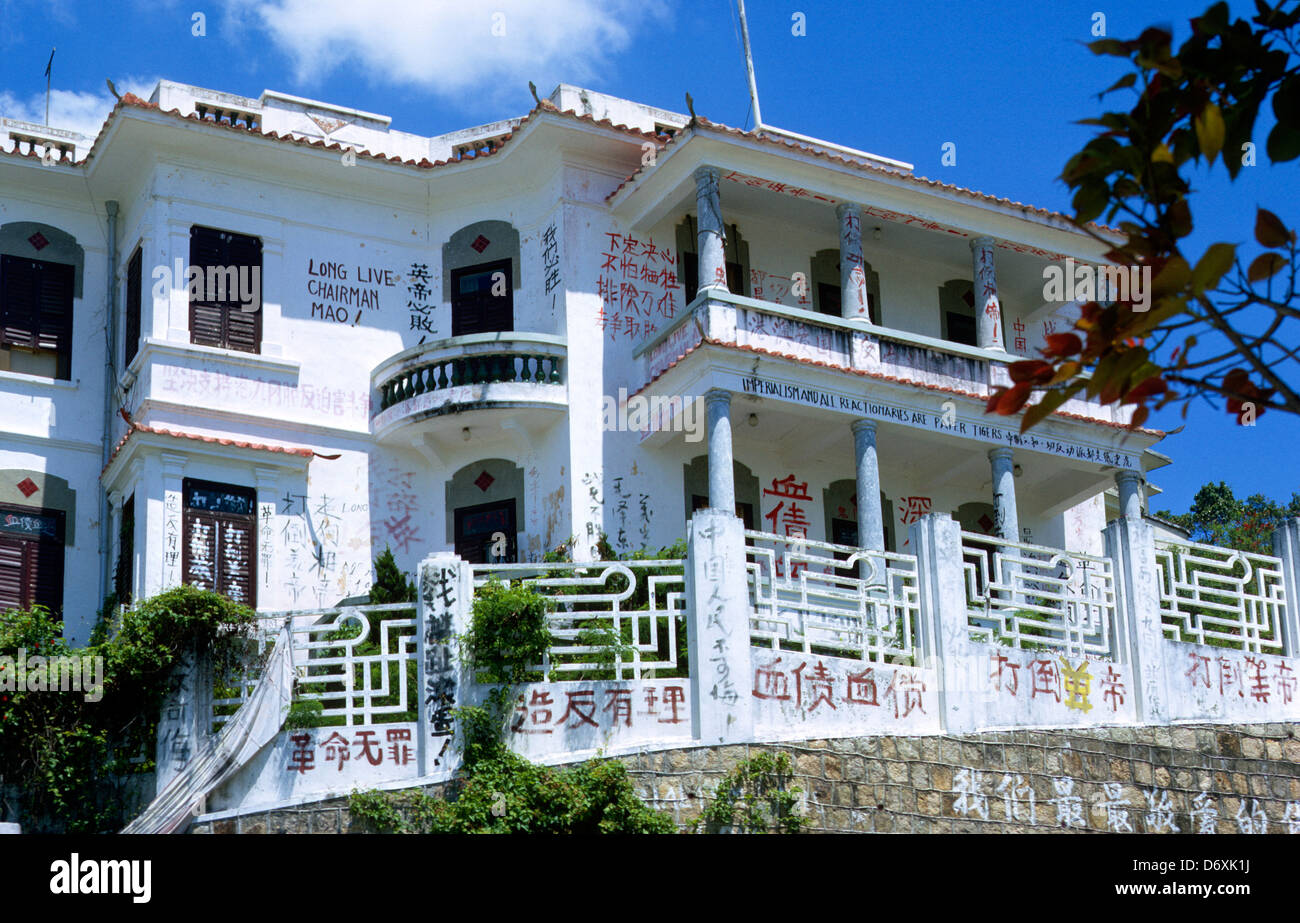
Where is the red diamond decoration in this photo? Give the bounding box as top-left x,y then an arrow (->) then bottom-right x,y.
28,232 -> 49,251
474,471 -> 495,492
978,514 -> 995,533
16,478 -> 38,498
470,235 -> 490,253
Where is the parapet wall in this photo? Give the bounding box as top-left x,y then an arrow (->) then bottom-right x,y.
191,721 -> 1300,834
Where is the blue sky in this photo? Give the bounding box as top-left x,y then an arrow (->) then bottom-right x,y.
1,0 -> 1295,514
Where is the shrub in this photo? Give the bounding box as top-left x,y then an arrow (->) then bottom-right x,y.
694,752 -> 805,833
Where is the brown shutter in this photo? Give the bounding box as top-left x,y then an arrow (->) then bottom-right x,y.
125,248 -> 142,366
189,226 -> 262,353
0,536 -> 24,612
1,254 -> 38,349
216,518 -> 255,605
30,538 -> 64,615
183,510 -> 219,592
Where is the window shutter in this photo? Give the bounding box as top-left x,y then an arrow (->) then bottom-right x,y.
0,536 -> 24,611
217,518 -> 255,605
30,538 -> 64,615
1,254 -> 38,349
183,511 -> 219,592
125,248 -> 142,366
189,226 -> 262,353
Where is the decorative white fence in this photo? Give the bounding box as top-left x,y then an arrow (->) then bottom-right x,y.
960,531 -> 1118,661
1155,539 -> 1287,654
211,602 -> 418,729
745,530 -> 921,663
470,560 -> 687,680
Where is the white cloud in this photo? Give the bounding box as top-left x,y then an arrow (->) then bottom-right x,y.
0,77 -> 158,147
226,0 -> 669,100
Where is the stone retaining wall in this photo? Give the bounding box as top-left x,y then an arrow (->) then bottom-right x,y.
191,722 -> 1300,834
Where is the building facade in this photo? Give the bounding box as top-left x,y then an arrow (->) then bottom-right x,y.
0,80 -> 1166,643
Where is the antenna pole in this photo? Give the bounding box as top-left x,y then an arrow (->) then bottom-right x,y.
736,0 -> 764,131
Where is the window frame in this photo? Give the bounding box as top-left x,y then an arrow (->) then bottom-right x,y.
0,253 -> 76,380
450,258 -> 514,337
181,478 -> 257,605
0,502 -> 66,616
188,225 -> 263,354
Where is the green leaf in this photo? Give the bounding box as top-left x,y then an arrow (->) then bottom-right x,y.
1021,382 -> 1083,432
1247,252 -> 1287,282
1101,72 -> 1138,96
1072,179 -> 1110,224
1266,122 -> 1300,162
1190,243 -> 1236,293
1194,102 -> 1226,164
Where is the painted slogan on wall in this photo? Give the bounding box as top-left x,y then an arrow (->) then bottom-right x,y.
732,371 -> 1139,468
306,258 -> 401,326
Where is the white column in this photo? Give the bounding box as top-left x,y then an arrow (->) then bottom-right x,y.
164,219 -> 192,343
837,203 -> 870,322
851,419 -> 884,552
254,467 -> 280,611
1115,470 -> 1144,520
988,447 -> 1019,542
686,508 -> 753,743
1104,516 -> 1168,723
694,167 -> 727,294
970,236 -> 1004,351
417,553 -> 472,777
1272,518 -> 1300,657
160,452 -> 187,592
705,388 -> 735,514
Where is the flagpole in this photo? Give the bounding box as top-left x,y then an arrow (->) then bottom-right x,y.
45,48 -> 55,126
735,0 -> 764,132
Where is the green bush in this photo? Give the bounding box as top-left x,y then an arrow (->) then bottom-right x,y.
0,586 -> 256,832
694,752 -> 805,833
348,752 -> 674,834
463,579 -> 551,685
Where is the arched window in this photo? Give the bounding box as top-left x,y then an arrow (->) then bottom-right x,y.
682,456 -> 760,529
446,459 -> 525,563
810,249 -> 881,323
939,279 -> 976,347
675,217 -> 750,304
0,222 -> 84,380
443,221 -> 520,336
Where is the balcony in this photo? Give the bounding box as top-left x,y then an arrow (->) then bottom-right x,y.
370,332 -> 567,442
635,289 -> 1133,429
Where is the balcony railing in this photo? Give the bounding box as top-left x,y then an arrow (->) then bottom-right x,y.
634,289 -> 1129,427
370,332 -> 567,434
378,350 -> 563,411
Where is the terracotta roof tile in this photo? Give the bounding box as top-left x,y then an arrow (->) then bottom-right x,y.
103,416 -> 316,477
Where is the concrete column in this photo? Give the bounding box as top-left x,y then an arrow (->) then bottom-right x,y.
686,508 -> 753,744
254,467 -> 280,610
1272,518 -> 1300,657
155,644 -> 211,795
1103,517 -> 1168,722
909,512 -> 968,732
988,447 -> 1019,543
694,167 -> 727,294
416,553 -> 472,777
851,419 -> 885,553
837,203 -> 870,323
705,389 -> 735,514
1115,470 -> 1144,520
970,237 -> 1005,351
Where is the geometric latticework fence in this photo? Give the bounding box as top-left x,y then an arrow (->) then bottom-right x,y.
745,530 -> 921,663
961,531 -> 1119,661
470,560 -> 687,680
211,602 -> 418,729
1156,539 -> 1287,654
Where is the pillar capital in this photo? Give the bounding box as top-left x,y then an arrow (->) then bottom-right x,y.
988,446 -> 1014,464
835,201 -> 862,221
1115,469 -> 1145,520
851,418 -> 877,437
704,388 -> 732,409
970,235 -> 996,252
693,165 -> 721,190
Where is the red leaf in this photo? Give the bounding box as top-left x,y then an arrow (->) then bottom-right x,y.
995,382 -> 1033,415
1043,333 -> 1083,358
1008,360 -> 1054,384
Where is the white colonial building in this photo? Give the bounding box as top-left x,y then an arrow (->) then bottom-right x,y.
0,80 -> 1167,643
